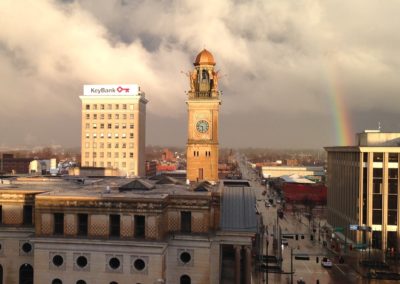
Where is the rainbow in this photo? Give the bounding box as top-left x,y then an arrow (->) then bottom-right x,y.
326,64 -> 353,146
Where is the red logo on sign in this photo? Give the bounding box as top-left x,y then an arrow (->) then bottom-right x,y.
117,86 -> 130,93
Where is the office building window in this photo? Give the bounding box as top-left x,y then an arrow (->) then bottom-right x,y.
107,162 -> 112,167
78,214 -> 88,236
122,143 -> 126,148
114,162 -> 118,167
115,104 -> 119,110
85,123 -> 90,129
100,124 -> 104,129
130,133 -> 134,138
93,152 -> 97,158
93,143 -> 97,148
100,162 -> 104,167
93,133 -> 97,139
122,104 -> 127,110
122,123 -> 126,129
93,104 -> 97,110
93,114 -> 97,119
122,162 -> 126,167
122,114 -> 127,119
23,205 -> 33,225
114,153 -> 119,158
115,134 -> 119,138
85,133 -> 89,139
129,104 -> 134,110
130,114 -> 134,119
122,134 -> 126,139
107,104 -> 112,110
134,215 -> 145,238
109,215 -> 120,237
115,114 -> 119,119
373,153 -> 383,162
122,153 -> 126,158
85,104 -> 90,110
108,124 -> 112,129
54,213 -> 64,235
100,133 -> 104,139
108,133 -> 112,138
115,143 -> 119,148
389,153 -> 398,163
130,153 -> 134,158
129,143 -> 134,148
85,142 -> 90,148
107,152 -> 111,158
100,114 -> 104,119
181,211 -> 191,233
85,152 -> 89,158
115,124 -> 119,129
130,124 -> 134,129
100,104 -> 105,110
85,114 -> 90,119
108,114 -> 112,119
100,152 -> 104,158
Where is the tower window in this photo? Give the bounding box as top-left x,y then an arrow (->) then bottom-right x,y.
93,104 -> 97,110
202,69 -> 208,80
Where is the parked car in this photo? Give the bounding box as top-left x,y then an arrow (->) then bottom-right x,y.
321,257 -> 333,268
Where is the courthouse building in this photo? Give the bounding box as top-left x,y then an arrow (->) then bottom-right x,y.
325,130 -> 400,252
80,84 -> 147,177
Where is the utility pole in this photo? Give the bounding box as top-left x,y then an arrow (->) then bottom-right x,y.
290,248 -> 293,284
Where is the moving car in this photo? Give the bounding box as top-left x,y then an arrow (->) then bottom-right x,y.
321,257 -> 333,268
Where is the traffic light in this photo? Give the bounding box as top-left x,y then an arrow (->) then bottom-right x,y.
295,234 -> 299,240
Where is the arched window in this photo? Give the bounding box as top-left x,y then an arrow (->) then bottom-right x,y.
19,263 -> 33,284
76,281 -> 86,284
201,69 -> 208,81
180,275 -> 191,284
52,279 -> 62,284
0,264 -> 3,284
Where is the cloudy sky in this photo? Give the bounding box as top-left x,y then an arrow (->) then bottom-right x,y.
1,0 -> 400,149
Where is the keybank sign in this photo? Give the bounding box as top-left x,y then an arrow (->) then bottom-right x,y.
83,84 -> 140,96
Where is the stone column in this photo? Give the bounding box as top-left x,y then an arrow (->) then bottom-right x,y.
234,245 -> 241,284
244,246 -> 252,284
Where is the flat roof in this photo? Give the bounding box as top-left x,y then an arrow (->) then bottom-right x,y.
0,177 -> 214,200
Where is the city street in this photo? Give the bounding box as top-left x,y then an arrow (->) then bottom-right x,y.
238,155 -> 399,284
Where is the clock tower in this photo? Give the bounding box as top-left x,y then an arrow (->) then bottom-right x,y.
186,49 -> 221,183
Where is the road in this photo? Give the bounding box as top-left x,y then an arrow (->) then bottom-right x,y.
237,154 -> 399,284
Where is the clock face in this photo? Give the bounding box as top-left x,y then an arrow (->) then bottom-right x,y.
196,120 -> 209,133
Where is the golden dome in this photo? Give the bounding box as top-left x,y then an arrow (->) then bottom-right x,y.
194,49 -> 216,66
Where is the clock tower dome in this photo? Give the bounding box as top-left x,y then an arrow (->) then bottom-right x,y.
186,49 -> 221,183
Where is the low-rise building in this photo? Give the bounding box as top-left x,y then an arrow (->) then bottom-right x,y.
0,176 -> 258,284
